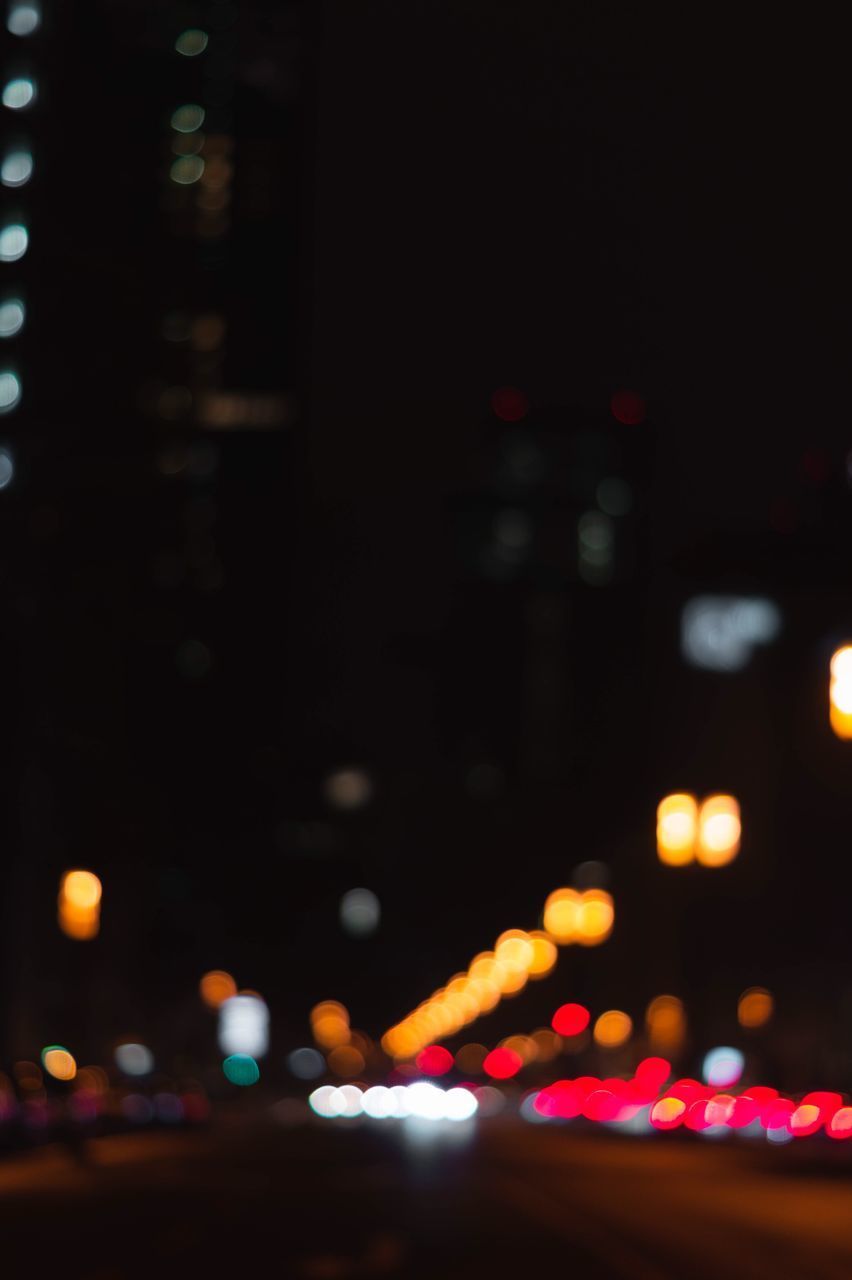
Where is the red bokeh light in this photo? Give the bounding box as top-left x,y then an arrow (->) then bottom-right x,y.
727,1095 -> 761,1129
490,386 -> 529,422
610,389 -> 646,425
416,1045 -> 454,1077
552,1003 -> 590,1037
827,1108 -> 852,1140
482,1047 -> 523,1080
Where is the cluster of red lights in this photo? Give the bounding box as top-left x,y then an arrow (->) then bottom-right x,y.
415,998 -> 852,1142
535,1064 -> 852,1140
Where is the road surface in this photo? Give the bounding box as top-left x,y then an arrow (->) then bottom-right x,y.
1,1113 -> 851,1277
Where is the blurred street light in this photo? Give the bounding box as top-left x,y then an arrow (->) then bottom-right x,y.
829,645 -> 852,738
57,869 -> 102,940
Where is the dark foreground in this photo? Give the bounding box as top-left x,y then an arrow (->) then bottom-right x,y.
2,1115 -> 851,1279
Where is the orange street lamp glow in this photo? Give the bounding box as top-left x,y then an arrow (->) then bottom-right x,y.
657,793 -> 698,865
830,645 -> 852,738
696,794 -> 741,866
58,870 -> 102,940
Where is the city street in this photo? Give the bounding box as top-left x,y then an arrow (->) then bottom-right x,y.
2,1118 -> 851,1278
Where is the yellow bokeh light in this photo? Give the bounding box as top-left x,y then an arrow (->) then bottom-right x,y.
42,1048 -> 77,1082
738,986 -> 773,1029
494,929 -> 535,974
61,870 -> 102,909
543,887 -> 582,942
327,1044 -> 365,1078
58,870 -> 102,940
830,646 -> 852,737
312,1015 -> 351,1049
199,969 -> 237,1009
58,905 -> 99,940
310,1001 -> 349,1024
657,793 -> 698,865
645,994 -> 686,1053
577,889 -> 614,945
696,794 -> 740,866
527,930 -> 558,978
593,1009 -> 632,1048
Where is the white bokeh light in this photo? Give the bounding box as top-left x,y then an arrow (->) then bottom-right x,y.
682,596 -> 781,672
218,994 -> 269,1058
0,224 -> 28,262
2,78 -> 36,109
339,887 -> 380,938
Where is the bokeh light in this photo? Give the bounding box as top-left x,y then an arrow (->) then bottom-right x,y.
2,78 -> 36,109
696,795 -> 741,866
455,1043 -> 487,1074
527,930 -> 557,977
0,370 -> 21,413
482,1047 -> 522,1079
593,1010 -> 632,1048
645,995 -> 686,1054
657,793 -> 698,865
530,1028 -> 562,1062
576,889 -> 614,945
737,987 -> 773,1029
552,1003 -> 590,1037
543,887 -> 582,941
287,1047 -> 325,1080
0,446 -> 15,489
218,994 -> 269,1058
339,887 -> 380,937
829,645 -> 852,738
610,389 -> 646,425
0,224 -> 28,262
0,298 -> 25,337
170,104 -> 205,133
222,1054 -> 260,1086
323,766 -> 372,810
199,969 -> 237,1009
417,1045 -> 454,1076
41,1046 -> 76,1081
311,1000 -> 351,1049
170,155 -> 204,185
702,1046 -> 744,1088
490,385 -> 529,422
1,150 -> 32,187
7,3 -> 40,36
114,1042 -> 154,1076
58,869 -> 102,940
175,28 -> 208,56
